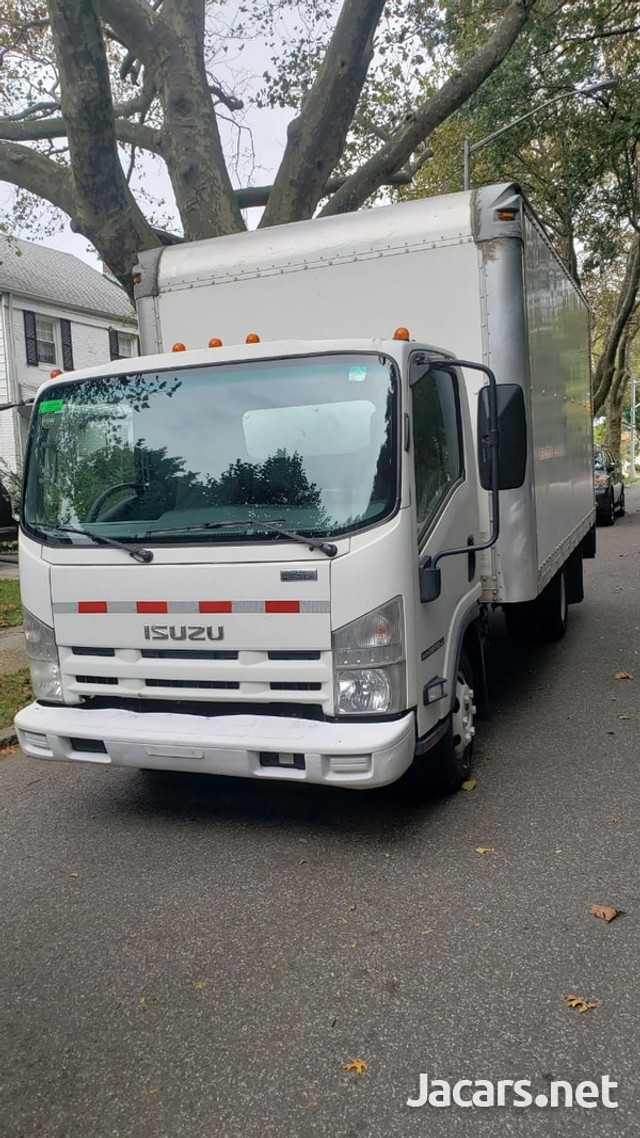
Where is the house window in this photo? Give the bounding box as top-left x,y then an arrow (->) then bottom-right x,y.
35,316 -> 56,365
23,311 -> 74,370
109,329 -> 138,360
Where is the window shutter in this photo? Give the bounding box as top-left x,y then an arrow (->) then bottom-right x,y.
60,319 -> 74,370
108,328 -> 120,360
23,310 -> 38,366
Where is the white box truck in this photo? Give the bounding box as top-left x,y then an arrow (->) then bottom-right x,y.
15,184 -> 595,792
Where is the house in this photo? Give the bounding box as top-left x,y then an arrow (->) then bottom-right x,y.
0,235 -> 138,476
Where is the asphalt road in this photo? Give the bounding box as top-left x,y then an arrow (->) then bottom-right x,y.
2,491 -> 639,1138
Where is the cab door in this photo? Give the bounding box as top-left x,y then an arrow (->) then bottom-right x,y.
409,357 -> 481,739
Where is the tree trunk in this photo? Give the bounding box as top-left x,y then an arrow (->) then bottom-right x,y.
593,233 -> 640,414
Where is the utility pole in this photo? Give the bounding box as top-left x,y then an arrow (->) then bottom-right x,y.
631,376 -> 638,479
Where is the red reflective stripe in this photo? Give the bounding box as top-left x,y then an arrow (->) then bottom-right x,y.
136,601 -> 168,613
78,601 -> 108,614
265,600 -> 300,613
199,601 -> 232,613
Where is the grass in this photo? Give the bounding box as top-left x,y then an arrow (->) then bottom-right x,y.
0,667 -> 31,733
0,579 -> 22,629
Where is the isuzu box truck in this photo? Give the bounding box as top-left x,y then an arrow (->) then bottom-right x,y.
15,184 -> 595,792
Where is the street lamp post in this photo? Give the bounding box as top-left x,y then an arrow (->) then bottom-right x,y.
462,79 -> 616,191
631,375 -> 638,478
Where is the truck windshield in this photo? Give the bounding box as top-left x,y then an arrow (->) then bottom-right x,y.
23,353 -> 397,546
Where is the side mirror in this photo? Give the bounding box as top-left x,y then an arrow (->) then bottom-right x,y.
419,562 -> 441,603
478,384 -> 526,490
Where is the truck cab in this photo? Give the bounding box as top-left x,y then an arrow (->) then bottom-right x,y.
15,335 -> 486,791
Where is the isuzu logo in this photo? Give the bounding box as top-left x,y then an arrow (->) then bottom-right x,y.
143,624 -> 224,642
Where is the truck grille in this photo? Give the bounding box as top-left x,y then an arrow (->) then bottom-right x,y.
61,645 -> 333,713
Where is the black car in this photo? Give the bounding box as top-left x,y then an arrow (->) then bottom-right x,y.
594,445 -> 625,526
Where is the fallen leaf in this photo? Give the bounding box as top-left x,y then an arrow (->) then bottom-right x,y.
299,857 -> 307,865
474,846 -> 494,855
618,713 -> 631,721
298,837 -> 309,844
614,671 -> 633,680
343,1059 -> 368,1075
147,1088 -> 160,1097
608,817 -> 619,824
69,871 -> 80,878
194,979 -> 207,990
461,779 -> 477,791
562,994 -> 597,1013
588,904 -> 624,923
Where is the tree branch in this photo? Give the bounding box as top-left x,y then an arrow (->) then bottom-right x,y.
47,0 -> 159,297
593,234 -> 640,414
0,112 -> 163,155
0,140 -> 76,217
321,0 -> 539,217
261,0 -> 386,227
94,0 -> 162,65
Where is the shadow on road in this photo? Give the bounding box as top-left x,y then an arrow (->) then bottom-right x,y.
112,610 -> 575,837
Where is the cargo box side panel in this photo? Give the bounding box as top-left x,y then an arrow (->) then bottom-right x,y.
523,213 -> 594,587
151,238 -> 484,363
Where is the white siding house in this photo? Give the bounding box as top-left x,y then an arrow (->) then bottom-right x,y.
0,236 -> 138,476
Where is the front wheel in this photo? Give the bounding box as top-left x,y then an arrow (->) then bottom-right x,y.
430,651 -> 476,795
617,487 -> 626,517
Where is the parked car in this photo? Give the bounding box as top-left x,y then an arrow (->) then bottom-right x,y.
0,479 -> 17,540
594,445 -> 625,525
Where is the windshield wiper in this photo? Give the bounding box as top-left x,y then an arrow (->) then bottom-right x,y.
34,524 -> 154,564
140,518 -> 338,558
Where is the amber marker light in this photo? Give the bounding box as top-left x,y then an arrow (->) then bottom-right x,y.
393,327 -> 411,341
497,209 -> 517,221
208,337 -> 223,348
246,333 -> 261,343
49,369 -> 63,378
172,342 -> 187,352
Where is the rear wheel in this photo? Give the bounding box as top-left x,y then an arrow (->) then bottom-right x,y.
504,566 -> 569,643
599,492 -> 615,526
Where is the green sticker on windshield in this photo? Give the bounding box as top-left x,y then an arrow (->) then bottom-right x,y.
39,398 -> 64,414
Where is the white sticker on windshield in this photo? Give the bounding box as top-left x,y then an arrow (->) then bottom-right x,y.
348,366 -> 367,382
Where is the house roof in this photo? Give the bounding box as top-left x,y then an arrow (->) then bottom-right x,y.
0,235 -> 135,322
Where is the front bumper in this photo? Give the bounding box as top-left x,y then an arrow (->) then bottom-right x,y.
15,703 -> 416,789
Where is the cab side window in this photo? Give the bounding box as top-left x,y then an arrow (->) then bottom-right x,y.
412,366 -> 463,534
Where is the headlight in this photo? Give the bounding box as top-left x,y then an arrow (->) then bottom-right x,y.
333,598 -> 406,715
594,474 -> 608,487
23,608 -> 63,702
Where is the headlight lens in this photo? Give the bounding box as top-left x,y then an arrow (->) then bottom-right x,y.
23,608 -> 63,701
333,599 -> 406,715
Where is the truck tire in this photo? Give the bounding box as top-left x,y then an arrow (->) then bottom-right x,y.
504,566 -> 569,643
431,650 -> 476,795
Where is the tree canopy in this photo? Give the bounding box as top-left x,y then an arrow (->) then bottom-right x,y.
1,1 -> 637,445
0,0 -> 540,293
